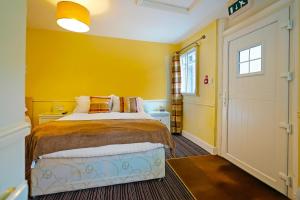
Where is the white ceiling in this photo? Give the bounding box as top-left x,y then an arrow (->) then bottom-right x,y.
151,0 -> 196,8
136,0 -> 199,13
27,0 -> 228,43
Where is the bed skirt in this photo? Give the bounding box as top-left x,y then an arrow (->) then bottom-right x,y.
30,147 -> 165,196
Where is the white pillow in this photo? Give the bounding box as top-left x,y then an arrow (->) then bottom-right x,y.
137,97 -> 144,112
110,95 -> 120,112
73,96 -> 90,113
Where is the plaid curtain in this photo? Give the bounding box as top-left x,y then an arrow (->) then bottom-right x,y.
171,53 -> 183,134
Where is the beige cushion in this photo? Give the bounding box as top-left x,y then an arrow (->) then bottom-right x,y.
119,97 -> 138,113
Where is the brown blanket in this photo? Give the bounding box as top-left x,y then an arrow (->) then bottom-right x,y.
26,119 -> 175,163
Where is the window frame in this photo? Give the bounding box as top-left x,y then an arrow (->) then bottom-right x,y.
180,47 -> 198,96
236,43 -> 265,78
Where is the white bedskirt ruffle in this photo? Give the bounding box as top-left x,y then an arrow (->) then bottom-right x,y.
31,147 -> 165,196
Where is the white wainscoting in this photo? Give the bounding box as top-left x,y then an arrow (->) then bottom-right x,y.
30,98 -> 169,114
182,130 -> 217,155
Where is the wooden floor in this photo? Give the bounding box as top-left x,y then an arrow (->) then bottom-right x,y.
31,135 -> 208,200
168,155 -> 288,200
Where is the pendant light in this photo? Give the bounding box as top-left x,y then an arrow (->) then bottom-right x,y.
56,1 -> 90,33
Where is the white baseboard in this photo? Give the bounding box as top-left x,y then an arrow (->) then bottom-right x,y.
296,188 -> 300,200
182,130 -> 217,155
0,122 -> 30,148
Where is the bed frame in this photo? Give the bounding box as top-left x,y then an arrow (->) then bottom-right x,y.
30,147 -> 165,196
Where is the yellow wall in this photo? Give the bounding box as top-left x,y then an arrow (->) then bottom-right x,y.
180,21 -> 218,146
26,29 -> 177,125
298,0 -> 300,187
26,28 -> 177,100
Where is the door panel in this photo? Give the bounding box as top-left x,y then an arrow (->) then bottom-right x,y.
223,8 -> 290,195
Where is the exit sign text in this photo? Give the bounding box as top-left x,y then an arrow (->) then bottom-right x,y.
228,0 -> 248,16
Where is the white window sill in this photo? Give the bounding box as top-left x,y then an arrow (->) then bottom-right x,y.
182,93 -> 198,97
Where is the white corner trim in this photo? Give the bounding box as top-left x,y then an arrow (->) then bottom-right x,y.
6,181 -> 28,200
0,122 -> 30,148
0,122 -> 30,137
216,18 -> 226,157
182,130 -> 217,155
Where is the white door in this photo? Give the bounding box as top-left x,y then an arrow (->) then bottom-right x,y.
222,8 -> 290,195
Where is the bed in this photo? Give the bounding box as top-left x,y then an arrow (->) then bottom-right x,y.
26,112 -> 174,196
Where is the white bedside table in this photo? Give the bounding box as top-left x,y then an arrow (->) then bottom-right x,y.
148,111 -> 170,131
39,113 -> 66,125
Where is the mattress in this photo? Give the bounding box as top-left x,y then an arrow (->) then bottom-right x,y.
58,112 -> 154,121
40,142 -> 164,158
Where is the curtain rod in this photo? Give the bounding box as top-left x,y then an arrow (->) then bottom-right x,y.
176,34 -> 206,54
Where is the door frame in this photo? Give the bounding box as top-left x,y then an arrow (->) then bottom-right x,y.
216,0 -> 298,198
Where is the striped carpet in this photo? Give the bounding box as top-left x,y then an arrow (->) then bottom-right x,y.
31,135 -> 209,200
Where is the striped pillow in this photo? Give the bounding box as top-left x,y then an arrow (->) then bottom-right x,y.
119,97 -> 138,113
89,96 -> 112,113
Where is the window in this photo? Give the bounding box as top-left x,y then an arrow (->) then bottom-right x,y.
180,48 -> 197,95
238,45 -> 262,75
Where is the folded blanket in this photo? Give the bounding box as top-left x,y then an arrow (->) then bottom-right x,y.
26,119 -> 175,163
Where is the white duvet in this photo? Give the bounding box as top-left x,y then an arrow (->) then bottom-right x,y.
58,112 -> 153,121
41,112 -> 162,159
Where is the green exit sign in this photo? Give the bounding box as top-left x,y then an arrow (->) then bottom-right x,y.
228,0 -> 248,16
